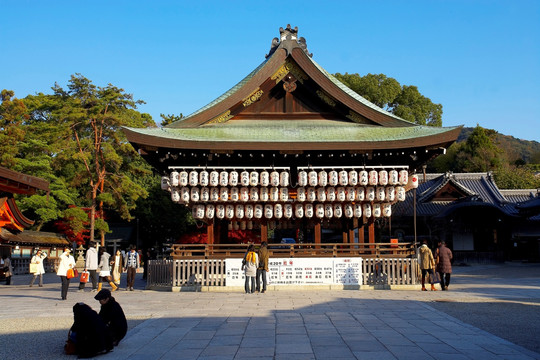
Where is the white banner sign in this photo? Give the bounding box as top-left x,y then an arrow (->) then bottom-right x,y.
226,257 -> 362,286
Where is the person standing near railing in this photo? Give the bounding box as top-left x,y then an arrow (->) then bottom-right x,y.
29,249 -> 47,287
256,242 -> 269,293
242,244 -> 258,294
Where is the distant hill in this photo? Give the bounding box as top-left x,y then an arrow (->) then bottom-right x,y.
457,127 -> 540,164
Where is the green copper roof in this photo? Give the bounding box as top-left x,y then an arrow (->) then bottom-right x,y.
128,120 -> 460,143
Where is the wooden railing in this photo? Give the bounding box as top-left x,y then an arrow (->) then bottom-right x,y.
146,257 -> 418,288
170,242 -> 416,260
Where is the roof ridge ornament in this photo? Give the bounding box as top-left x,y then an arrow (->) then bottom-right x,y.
266,24 -> 312,59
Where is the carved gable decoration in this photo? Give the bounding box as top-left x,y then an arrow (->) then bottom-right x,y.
431,183 -> 471,202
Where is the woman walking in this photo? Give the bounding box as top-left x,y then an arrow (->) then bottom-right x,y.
98,248 -> 117,292
56,247 -> 76,300
418,240 -> 438,291
111,249 -> 124,287
29,249 -> 47,287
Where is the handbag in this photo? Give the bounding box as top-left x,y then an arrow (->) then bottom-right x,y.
80,271 -> 89,283
64,330 -> 77,355
29,263 -> 39,274
66,268 -> 79,279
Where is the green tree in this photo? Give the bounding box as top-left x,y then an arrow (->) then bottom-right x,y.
160,113 -> 183,126
0,90 -> 27,168
333,73 -> 442,126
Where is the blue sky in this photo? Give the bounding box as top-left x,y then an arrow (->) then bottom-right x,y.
2,1 -> 539,142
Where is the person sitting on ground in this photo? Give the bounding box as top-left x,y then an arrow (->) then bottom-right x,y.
69,302 -> 113,358
94,289 -> 128,346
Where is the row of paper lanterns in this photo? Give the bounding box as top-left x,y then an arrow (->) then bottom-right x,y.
164,169 -> 409,189
171,185 -> 407,204
190,202 -> 393,220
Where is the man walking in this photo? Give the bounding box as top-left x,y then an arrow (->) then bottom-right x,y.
124,246 -> 139,291
79,242 -> 99,292
436,240 -> 453,290
256,241 -> 269,293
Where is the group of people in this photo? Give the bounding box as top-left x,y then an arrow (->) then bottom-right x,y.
418,239 -> 453,291
67,288 -> 127,357
55,244 -> 141,301
242,241 -> 269,294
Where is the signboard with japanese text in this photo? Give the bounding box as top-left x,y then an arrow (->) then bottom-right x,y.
225,257 -> 362,286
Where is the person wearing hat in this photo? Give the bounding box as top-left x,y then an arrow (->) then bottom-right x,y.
94,288 -> 127,346
56,247 -> 76,300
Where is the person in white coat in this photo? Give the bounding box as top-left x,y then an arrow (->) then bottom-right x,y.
29,249 -> 47,287
79,242 -> 99,292
242,244 -> 258,294
56,247 -> 76,300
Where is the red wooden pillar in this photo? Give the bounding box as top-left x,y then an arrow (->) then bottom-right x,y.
314,222 -> 321,249
260,222 -> 268,243
207,222 -> 214,244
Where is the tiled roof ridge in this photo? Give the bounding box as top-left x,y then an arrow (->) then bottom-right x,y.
479,173 -> 507,205
418,172 -> 476,203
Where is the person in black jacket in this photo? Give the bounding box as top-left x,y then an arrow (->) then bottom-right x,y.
94,289 -> 128,346
70,302 -> 113,358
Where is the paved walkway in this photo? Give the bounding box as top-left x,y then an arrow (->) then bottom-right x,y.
1,263 -> 539,359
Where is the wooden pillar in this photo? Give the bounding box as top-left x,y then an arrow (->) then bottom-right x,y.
314,222 -> 321,248
207,222 -> 214,245
368,220 -> 375,254
260,222 -> 268,243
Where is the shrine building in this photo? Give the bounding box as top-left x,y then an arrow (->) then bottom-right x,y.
123,25 -> 462,249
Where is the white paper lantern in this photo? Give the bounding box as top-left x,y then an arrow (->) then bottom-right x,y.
181,187 -> 190,202
385,187 -> 395,202
170,171 -> 179,187
178,171 -> 188,187
304,203 -> 314,218
230,187 -> 239,202
189,170 -> 199,186
308,170 -> 318,187
209,171 -> 219,187
355,187 -> 365,201
354,203 -> 363,218
219,171 -> 228,187
359,170 -> 369,186
161,176 -> 170,191
250,187 -> 259,201
295,204 -> 304,218
363,203 -> 372,218
373,203 -> 381,218
250,171 -> 259,186
383,203 -> 392,217
344,203 -> 354,218
225,204 -> 235,219
337,187 -> 346,202
410,174 -> 419,189
334,204 -> 343,218
220,187 -> 229,202
193,205 -> 205,219
270,187 -> 279,202
260,170 -> 269,187
366,187 -> 375,201
327,187 -> 336,202
210,187 -> 220,202
229,171 -> 239,186
240,221 -> 246,230
307,187 -> 317,202
280,171 -> 290,187
396,186 -> 406,201
399,170 -> 408,185
216,204 -> 225,219
264,204 -> 273,219
245,204 -> 254,219
339,170 -> 348,186
240,171 -> 250,186
190,187 -> 200,202
284,203 -> 293,218
171,188 -> 180,202
376,187 -> 385,202
389,170 -> 399,185
348,170 -> 358,186
346,187 -> 356,201
316,204 -> 325,218
270,171 -> 280,187
368,170 -> 378,185
279,188 -> 289,201
235,205 -> 244,219
240,187 -> 250,202
317,187 -> 327,202
324,204 -> 333,218
199,170 -> 209,186
200,187 -> 209,202
205,204 -> 215,219
329,170 -> 338,186
318,170 -> 328,187
259,187 -> 269,202
296,187 -> 306,202
298,170 -> 308,187
274,204 -> 283,219
254,204 -> 263,219
379,170 -> 388,186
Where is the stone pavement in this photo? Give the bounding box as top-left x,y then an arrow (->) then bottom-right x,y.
1,263 -> 539,360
